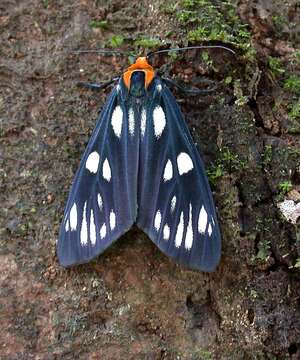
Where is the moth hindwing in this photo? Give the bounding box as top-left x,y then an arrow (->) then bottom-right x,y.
58,57 -> 221,271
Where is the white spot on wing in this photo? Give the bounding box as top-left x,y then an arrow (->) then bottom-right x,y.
111,105 -> 123,138
65,219 -> 69,232
86,151 -> 100,174
90,210 -> 96,245
177,152 -> 194,175
70,203 -> 78,231
110,210 -> 116,231
97,193 -> 103,211
153,105 -> 166,139
100,223 -> 106,239
163,224 -> 170,240
156,84 -> 162,92
128,108 -> 135,136
103,158 -> 111,182
163,159 -> 173,182
171,196 -> 176,213
198,206 -> 207,234
80,202 -> 88,246
208,223 -> 212,236
185,204 -> 193,250
141,108 -> 147,138
154,210 -> 162,232
175,212 -> 184,248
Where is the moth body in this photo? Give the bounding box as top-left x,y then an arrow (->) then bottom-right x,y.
58,57 -> 221,271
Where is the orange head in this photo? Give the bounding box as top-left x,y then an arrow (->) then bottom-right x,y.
123,57 -> 155,89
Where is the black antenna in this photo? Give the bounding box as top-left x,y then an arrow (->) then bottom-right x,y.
147,45 -> 236,59
68,49 -> 129,56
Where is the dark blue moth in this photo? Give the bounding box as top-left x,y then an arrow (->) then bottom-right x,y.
58,57 -> 221,271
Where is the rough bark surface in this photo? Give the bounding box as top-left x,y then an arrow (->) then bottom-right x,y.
1,0 -> 299,359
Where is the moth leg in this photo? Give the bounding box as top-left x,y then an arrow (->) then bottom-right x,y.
77,77 -> 120,91
162,77 -> 217,95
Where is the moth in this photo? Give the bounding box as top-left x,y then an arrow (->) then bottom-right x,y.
58,52 -> 222,271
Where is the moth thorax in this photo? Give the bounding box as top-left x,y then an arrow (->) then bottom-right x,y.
129,71 -> 146,98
